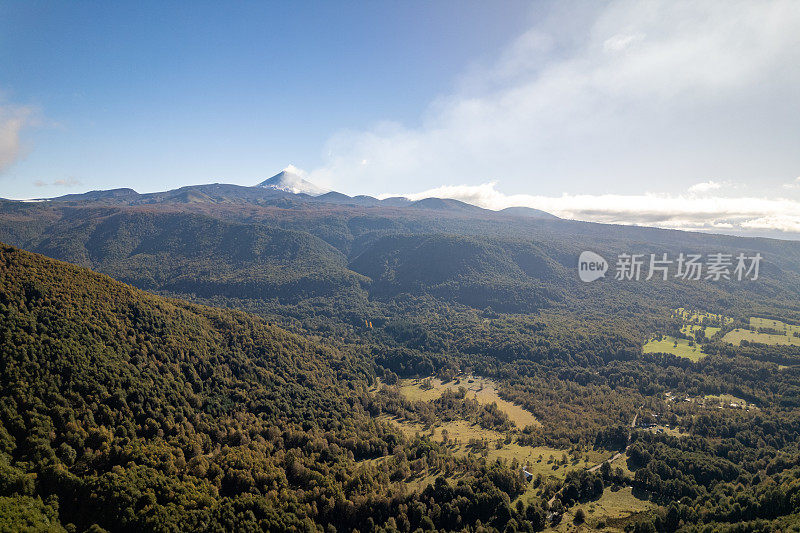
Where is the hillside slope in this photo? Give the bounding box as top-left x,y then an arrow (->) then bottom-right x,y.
0,243 -> 376,531
0,243 -> 540,532
0,208 -> 370,306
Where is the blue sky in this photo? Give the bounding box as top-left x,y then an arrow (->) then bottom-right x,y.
2,1 -> 800,237
0,1 -> 531,195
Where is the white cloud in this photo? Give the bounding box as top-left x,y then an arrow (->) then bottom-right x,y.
0,103 -> 36,174
34,177 -> 82,188
312,0 -> 800,210
380,182 -> 800,235
54,177 -> 81,187
741,215 -> 800,233
688,180 -> 725,193
603,33 -> 645,53
281,164 -> 308,177
783,176 -> 800,189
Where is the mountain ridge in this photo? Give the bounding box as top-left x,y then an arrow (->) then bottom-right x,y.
16,169 -> 562,220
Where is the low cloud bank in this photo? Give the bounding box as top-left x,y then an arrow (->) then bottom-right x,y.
380,182 -> 800,237
313,0 -> 800,199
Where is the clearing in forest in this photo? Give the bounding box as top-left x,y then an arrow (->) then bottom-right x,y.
750,317 -> 800,335
377,415 -> 505,444
644,308 -> 736,361
680,324 -> 720,338
643,336 -> 706,361
673,308 -> 732,325
722,317 -> 800,346
377,415 -> 603,481
399,375 -> 542,428
372,414 -> 599,500
702,394 -> 758,410
723,327 -> 800,347
552,486 -> 657,532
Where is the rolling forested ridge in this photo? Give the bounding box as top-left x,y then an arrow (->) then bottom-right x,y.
2,187 -> 800,532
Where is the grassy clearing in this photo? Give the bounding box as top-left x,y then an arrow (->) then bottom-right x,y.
399,375 -> 541,428
488,444 -> 597,478
717,316 -> 800,347
376,410 -> 650,523
376,416 -> 591,483
641,425 -> 686,438
751,317 -> 800,335
643,336 -> 706,361
680,324 -> 720,338
606,451 -> 634,478
436,419 -> 505,444
702,394 -> 757,410
667,392 -> 758,412
377,415 -> 619,510
552,486 -> 657,532
512,447 -> 614,507
722,328 -> 800,347
674,308 -> 732,325
377,415 -> 506,445
403,470 -> 462,492
644,308 -> 731,361
377,414 -> 427,439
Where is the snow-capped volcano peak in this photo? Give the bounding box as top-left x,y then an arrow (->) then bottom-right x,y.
256,165 -> 328,196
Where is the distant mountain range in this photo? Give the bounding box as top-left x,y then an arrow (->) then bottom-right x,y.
2,167 -> 800,321
14,167 -> 559,220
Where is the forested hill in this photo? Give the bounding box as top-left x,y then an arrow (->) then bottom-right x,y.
0,243 -> 379,530
2,200 -> 800,333
0,208 -> 368,305
0,243 -> 551,532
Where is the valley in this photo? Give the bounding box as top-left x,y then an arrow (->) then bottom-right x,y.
1,188 -> 800,532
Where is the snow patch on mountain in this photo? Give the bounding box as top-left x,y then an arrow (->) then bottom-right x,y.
257,166 -> 328,196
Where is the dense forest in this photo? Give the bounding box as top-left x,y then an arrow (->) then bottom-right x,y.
2,189 -> 800,531
0,244 -> 544,532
